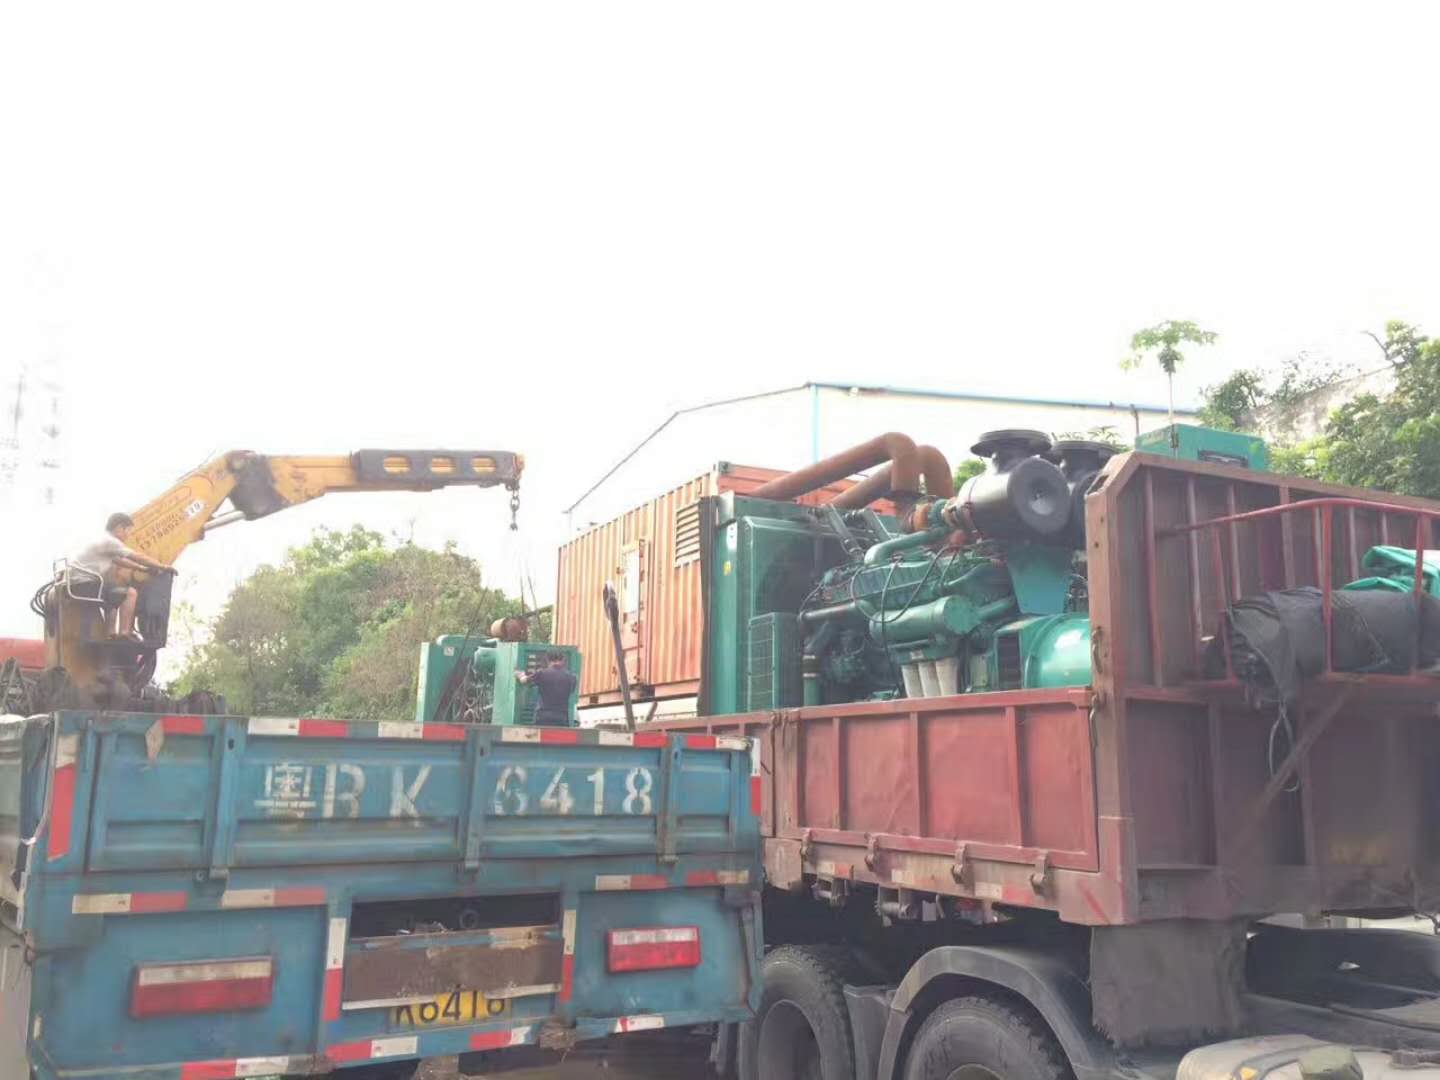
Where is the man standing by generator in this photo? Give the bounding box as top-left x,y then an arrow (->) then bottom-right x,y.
515,651 -> 577,726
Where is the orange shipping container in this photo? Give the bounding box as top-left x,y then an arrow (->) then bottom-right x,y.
555,463 -> 865,716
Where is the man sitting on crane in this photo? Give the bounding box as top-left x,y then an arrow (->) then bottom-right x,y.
71,513 -> 178,641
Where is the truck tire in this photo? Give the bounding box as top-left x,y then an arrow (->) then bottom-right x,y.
739,945 -> 859,1080
902,995 -> 1068,1080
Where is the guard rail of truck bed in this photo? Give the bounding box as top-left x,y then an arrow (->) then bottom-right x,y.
656,453 -> 1440,928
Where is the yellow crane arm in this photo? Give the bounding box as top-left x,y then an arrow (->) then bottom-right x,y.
125,449 -> 523,566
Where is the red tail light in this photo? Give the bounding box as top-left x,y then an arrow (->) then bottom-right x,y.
607,927 -> 702,972
131,957 -> 274,1018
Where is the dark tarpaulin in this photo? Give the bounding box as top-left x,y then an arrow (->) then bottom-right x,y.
1211,586 -> 1440,705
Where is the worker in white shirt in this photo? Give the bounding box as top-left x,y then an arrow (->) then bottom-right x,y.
71,513 -> 177,640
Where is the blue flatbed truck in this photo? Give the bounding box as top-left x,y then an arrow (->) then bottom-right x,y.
0,710 -> 762,1079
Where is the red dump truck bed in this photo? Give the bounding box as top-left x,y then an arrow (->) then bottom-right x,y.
659,452 -> 1440,926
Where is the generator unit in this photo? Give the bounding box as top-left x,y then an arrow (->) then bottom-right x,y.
1135,423 -> 1269,470
416,635 -> 581,726
708,430 -> 1109,714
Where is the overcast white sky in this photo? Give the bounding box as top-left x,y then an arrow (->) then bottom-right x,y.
3,2 -> 1439,649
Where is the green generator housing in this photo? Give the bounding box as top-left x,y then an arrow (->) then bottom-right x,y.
1135,423 -> 1269,470
707,493 -> 857,715
702,484 -> 1097,718
415,635 -> 581,726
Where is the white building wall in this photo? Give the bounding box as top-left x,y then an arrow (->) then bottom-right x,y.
1253,366 -> 1396,443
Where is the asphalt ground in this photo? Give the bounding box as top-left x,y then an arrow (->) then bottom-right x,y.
417,1031 -> 716,1078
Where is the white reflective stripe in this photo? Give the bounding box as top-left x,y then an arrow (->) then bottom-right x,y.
594,875 -> 631,891
507,1025 -> 533,1045
714,870 -> 749,885
248,717 -> 300,736
499,727 -> 541,743
562,909 -> 577,956
610,927 -> 698,947
377,722 -> 423,739
326,917 -> 347,970
72,893 -> 130,914
137,957 -> 272,986
236,1060 -> 299,1078
816,861 -> 837,876
715,736 -> 749,751
54,733 -> 80,769
488,982 -> 562,999
370,1036 -> 419,1058
615,1015 -> 666,1032
220,889 -> 275,908
343,995 -> 427,1010
596,731 -> 633,746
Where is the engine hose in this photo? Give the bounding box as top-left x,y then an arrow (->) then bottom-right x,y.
871,547 -> 947,628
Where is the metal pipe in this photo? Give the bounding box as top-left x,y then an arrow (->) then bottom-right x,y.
799,600 -> 859,624
751,432 -> 922,504
1414,514 -> 1428,673
1159,495 -> 1440,537
1321,506 -> 1334,673
201,510 -> 247,533
829,445 -> 956,510
863,525 -> 949,566
602,584 -> 635,730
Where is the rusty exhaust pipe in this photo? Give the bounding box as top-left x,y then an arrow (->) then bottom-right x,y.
751,433 -> 923,505
828,444 -> 955,510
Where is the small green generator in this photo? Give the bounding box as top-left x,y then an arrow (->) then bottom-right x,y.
1135,424 -> 1268,470
415,635 -> 581,726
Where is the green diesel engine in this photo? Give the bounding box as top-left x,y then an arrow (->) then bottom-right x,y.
415,634 -> 581,726
712,431 -> 1111,713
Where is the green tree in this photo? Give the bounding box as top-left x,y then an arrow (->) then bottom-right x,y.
1198,368 -> 1266,431
1365,319 -> 1428,368
1122,320 -> 1218,429
1054,426 -> 1126,450
952,457 -> 987,488
173,526 -> 528,720
1193,321 -> 1440,499
1318,324 -> 1440,497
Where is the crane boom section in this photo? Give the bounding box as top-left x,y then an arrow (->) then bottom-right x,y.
126,449 -> 522,566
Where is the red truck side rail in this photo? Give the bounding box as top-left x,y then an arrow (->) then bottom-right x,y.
659,454 -> 1440,928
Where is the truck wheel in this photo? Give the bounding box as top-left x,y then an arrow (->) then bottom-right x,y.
739,945 -> 858,1080
902,995 -> 1067,1080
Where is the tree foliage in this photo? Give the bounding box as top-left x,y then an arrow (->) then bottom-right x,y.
173,526 -> 532,720
1197,368 -> 1266,431
1196,321 -> 1440,499
1054,425 -> 1126,450
1123,320 -> 1218,377
1123,319 -> 1218,429
1320,324 -> 1440,496
952,457 -> 987,488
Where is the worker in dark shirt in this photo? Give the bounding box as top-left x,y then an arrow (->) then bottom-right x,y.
516,652 -> 577,726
